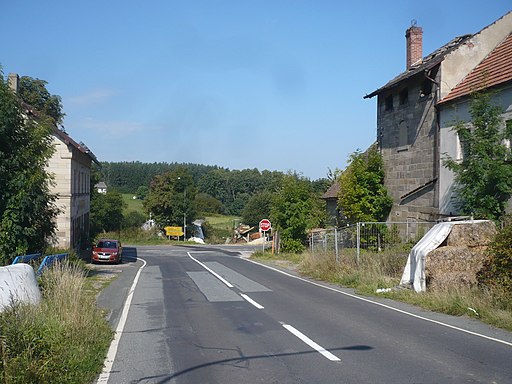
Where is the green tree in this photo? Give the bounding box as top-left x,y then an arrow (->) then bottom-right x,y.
337,145 -> 392,224
271,174 -> 324,253
90,190 -> 126,236
443,91 -> 512,220
18,76 -> 65,126
0,72 -> 59,263
242,191 -> 274,227
195,193 -> 224,215
123,211 -> 147,229
144,167 -> 197,228
136,185 -> 149,200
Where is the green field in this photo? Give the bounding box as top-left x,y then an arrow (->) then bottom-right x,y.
204,214 -> 240,230
122,193 -> 144,214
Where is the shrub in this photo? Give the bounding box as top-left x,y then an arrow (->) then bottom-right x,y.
0,261 -> 112,383
280,237 -> 305,254
123,210 -> 147,229
478,216 -> 512,298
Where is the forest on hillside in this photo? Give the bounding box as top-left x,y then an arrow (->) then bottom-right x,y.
99,161 -> 330,216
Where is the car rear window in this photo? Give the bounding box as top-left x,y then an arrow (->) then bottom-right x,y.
97,241 -> 118,249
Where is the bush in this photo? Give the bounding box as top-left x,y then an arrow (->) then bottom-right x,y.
202,221 -> 231,244
478,217 -> 512,298
280,237 -> 305,254
0,261 -> 112,383
123,211 -> 147,229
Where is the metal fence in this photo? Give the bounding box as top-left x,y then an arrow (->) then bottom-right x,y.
309,221 -> 436,264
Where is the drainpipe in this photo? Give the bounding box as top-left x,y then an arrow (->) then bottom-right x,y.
425,69 -> 441,216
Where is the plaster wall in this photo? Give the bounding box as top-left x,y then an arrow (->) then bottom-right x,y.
440,12 -> 512,99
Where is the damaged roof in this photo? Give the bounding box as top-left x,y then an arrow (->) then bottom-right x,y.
364,34 -> 472,99
439,33 -> 512,104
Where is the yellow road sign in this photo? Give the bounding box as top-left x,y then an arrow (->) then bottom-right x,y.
164,226 -> 184,237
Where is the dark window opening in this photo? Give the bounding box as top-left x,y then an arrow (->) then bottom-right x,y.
420,80 -> 432,98
399,89 -> 409,105
399,120 -> 408,147
385,95 -> 393,111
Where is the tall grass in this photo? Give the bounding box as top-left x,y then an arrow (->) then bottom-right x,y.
0,261 -> 112,383
253,247 -> 512,331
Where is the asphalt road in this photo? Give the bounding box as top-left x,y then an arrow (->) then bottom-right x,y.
95,245 -> 512,384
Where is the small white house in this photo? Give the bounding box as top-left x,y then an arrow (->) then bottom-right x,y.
95,181 -> 108,194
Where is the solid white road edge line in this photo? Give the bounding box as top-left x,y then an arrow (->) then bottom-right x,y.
243,257 -> 512,348
97,258 -> 147,384
188,252 -> 234,288
281,322 -> 341,361
241,293 -> 264,309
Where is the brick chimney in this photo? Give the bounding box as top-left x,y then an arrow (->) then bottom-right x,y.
8,73 -> 19,93
406,21 -> 423,69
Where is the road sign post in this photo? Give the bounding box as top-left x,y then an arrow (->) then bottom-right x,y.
259,219 -> 272,252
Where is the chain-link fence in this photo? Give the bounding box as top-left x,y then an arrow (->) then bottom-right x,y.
309,221 -> 436,264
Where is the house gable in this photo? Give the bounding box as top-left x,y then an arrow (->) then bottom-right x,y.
364,12 -> 512,221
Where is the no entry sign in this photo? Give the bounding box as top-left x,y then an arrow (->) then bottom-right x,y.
259,219 -> 271,232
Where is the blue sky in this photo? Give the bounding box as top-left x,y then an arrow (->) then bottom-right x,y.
2,2 -> 510,179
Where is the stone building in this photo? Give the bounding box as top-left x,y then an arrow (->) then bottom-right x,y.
364,12 -> 512,221
8,73 -> 98,249
321,181 -> 341,226
47,129 -> 98,249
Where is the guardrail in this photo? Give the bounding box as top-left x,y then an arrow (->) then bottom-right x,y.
36,253 -> 69,276
11,253 -> 42,264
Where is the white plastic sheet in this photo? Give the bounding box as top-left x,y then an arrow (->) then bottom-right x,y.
400,220 -> 488,292
0,263 -> 41,311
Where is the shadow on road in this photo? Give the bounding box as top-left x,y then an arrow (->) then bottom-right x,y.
133,345 -> 373,383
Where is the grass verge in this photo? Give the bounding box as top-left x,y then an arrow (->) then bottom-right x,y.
251,248 -> 512,332
0,261 -> 113,384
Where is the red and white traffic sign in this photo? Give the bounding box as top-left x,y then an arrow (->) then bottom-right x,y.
259,219 -> 271,232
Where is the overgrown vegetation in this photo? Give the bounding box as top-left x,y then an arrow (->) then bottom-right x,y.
0,261 -> 112,383
478,215 -> 512,305
271,174 -> 326,253
337,144 -> 393,224
0,71 -> 59,264
252,220 -> 512,331
443,91 -> 512,221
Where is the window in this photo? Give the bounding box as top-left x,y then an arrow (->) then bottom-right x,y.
456,132 -> 470,162
399,89 -> 409,106
385,95 -> 393,111
398,120 -> 408,148
420,80 -> 432,98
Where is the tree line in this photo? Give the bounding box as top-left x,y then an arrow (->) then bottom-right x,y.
99,161 -> 330,216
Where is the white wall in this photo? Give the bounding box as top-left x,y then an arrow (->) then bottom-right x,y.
439,85 -> 512,215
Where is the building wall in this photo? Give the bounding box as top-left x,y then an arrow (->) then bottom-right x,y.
47,136 -> 92,249
377,73 -> 439,222
438,84 -> 512,215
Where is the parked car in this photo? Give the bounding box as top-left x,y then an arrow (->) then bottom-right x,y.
92,239 -> 123,264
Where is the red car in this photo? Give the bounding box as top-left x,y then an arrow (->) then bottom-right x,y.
92,239 -> 123,264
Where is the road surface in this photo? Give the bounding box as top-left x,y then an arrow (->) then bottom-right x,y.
96,245 -> 512,383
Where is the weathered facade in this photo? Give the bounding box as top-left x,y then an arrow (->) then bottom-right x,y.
437,33 -> 512,215
365,12 -> 512,221
47,129 -> 98,249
